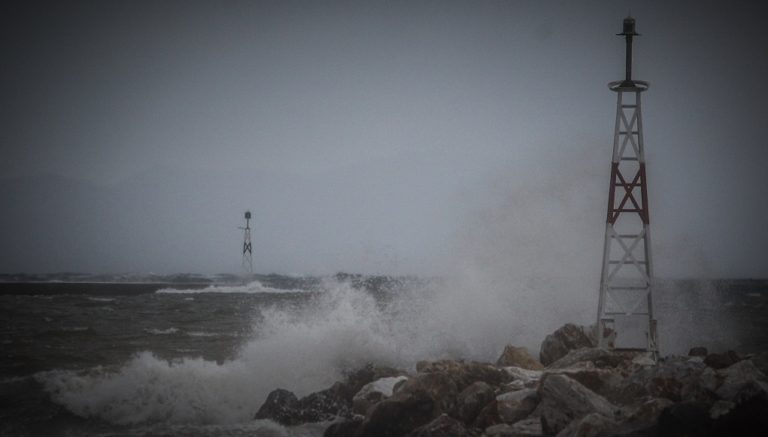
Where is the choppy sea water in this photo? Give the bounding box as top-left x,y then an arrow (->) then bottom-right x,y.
0,276 -> 765,436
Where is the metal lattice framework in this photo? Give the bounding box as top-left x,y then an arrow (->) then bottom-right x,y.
596,17 -> 658,356
241,211 -> 253,276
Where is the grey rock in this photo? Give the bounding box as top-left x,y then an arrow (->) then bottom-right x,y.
715,359 -> 767,400
406,413 -> 476,437
484,423 -> 518,437
296,386 -> 353,422
497,345 -> 544,370
415,360 -> 509,390
473,399 -> 502,430
535,374 -> 618,435
547,348 -> 633,370
704,350 -> 741,369
750,351 -> 768,375
709,384 -> 768,436
623,397 -> 674,429
496,388 -> 540,424
613,356 -> 713,404
323,417 -> 363,437
688,346 -> 708,357
539,324 -> 596,366
508,417 -> 544,437
337,364 -> 407,403
396,371 -> 460,416
484,419 -> 544,437
555,412 -> 619,437
352,376 -> 408,415
253,388 -> 300,425
254,384 -> 354,425
452,381 -> 496,424
357,388 -> 435,437
502,367 -> 543,388
548,367 -> 623,400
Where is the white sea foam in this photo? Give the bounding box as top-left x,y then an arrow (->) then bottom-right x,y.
88,297 -> 116,302
187,331 -> 219,337
144,327 -> 179,335
61,326 -> 90,332
156,280 -> 303,294
39,277 -> 586,426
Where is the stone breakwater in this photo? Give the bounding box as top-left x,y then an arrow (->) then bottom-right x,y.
254,323 -> 768,436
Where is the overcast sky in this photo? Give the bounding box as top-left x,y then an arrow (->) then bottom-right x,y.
1,1 -> 766,278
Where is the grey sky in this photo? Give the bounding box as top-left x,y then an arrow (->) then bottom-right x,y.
1,1 -> 766,277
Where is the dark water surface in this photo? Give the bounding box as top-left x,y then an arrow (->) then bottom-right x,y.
0,277 -> 765,436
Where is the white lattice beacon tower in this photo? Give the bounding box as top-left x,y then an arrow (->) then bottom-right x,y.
240,211 -> 253,276
596,16 -> 658,358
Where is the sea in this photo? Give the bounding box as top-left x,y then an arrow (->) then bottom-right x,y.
0,273 -> 766,436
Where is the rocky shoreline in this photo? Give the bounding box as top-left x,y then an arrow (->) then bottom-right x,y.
253,323 -> 768,436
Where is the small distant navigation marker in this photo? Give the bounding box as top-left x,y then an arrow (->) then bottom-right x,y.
596,17 -> 658,358
240,211 -> 253,276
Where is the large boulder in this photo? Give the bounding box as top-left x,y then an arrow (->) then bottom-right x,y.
395,371 -> 460,416
539,324 -> 596,366
294,386 -> 352,422
496,388 -> 540,424
336,364 -> 407,402
715,359 -> 767,400
622,397 -> 674,430
484,417 -> 543,437
254,388 -> 300,425
750,351 -> 768,375
473,400 -> 502,430
704,350 -> 741,370
256,364 -> 406,426
254,385 -> 352,425
710,389 -> 768,436
613,356 -> 715,405
547,348 -> 636,370
406,413 -> 476,437
357,388 -> 435,437
689,346 -> 708,357
549,367 -> 623,400
415,360 -> 509,390
324,417 -> 363,437
497,345 -> 544,370
534,374 -> 618,435
502,367 -> 543,388
555,412 -> 619,437
451,381 -> 496,424
353,376 -> 408,415
483,423 -> 517,437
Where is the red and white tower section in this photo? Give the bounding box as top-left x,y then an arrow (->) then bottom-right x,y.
596,17 -> 658,356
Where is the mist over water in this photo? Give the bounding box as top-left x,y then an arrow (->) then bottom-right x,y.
27,272 -> 757,431
12,146 -> 760,432
32,277 -> 570,426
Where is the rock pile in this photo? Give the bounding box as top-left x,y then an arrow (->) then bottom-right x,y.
253,325 -> 768,436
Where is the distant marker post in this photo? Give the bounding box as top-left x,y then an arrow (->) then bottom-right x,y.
240,211 -> 253,278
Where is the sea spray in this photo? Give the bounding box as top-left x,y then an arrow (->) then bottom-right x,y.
37,280 -> 405,425
34,275 -> 740,427
156,280 -> 304,295
36,276 -> 532,425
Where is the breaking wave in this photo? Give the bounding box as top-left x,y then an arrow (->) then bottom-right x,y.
156,280 -> 303,295
144,327 -> 179,335
38,276 -> 589,426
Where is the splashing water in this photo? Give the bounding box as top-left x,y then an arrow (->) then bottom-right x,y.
34,273 -> 747,429
37,275 -> 571,427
